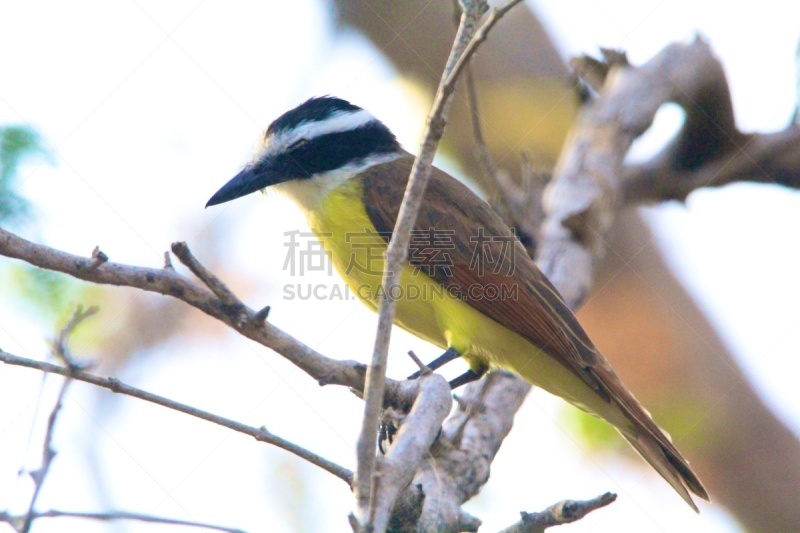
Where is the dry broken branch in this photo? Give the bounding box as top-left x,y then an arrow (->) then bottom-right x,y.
496,492 -> 617,533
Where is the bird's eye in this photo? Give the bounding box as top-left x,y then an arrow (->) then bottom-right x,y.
289,138 -> 308,150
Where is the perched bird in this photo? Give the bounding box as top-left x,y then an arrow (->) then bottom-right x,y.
207,96 -> 709,510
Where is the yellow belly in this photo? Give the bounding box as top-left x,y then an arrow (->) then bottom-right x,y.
304,179 -> 629,428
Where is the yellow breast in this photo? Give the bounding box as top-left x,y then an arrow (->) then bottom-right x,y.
305,178 -> 450,350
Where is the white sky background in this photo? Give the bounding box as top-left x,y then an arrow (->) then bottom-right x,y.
0,1 -> 798,532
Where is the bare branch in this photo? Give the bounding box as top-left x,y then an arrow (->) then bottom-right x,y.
0,349 -> 354,485
51,304 -> 98,368
496,492 -> 617,533
406,350 -> 430,375
407,372 -> 530,531
2,509 -> 246,533
623,126 -> 800,203
543,37 -> 800,308
540,38 -> 713,307
464,63 -> 514,220
356,1 -> 523,527
0,227 -> 367,391
22,378 -> 70,533
369,373 -> 451,532
569,49 -> 629,93
22,305 -> 97,533
171,241 -> 243,311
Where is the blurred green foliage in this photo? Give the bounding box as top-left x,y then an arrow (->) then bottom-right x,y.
1,125 -> 90,326
5,264 -> 84,322
560,405 -> 623,453
0,125 -> 41,224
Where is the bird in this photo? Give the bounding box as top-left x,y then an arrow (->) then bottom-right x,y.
206,96 -> 709,511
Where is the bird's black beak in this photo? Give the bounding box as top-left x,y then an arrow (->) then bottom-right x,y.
206,158 -> 287,207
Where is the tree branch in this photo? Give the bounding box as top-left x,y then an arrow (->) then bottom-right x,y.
571,44 -> 800,206
496,492 -> 617,533
1,509 -> 246,533
21,305 -> 96,533
22,378 -> 70,533
0,227 -> 369,390
624,126 -> 800,203
402,371 -> 530,531
541,37 -> 739,307
0,349 -> 354,485
355,1 -> 523,528
360,373 -> 452,532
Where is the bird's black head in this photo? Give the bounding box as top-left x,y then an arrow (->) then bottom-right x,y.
206,96 -> 401,207
266,96 -> 362,137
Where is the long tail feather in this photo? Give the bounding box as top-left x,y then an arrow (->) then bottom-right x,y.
619,427 -> 708,512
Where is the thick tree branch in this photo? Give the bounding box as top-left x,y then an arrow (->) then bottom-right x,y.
361,373 -> 452,532
547,37 -> 800,306
624,126 -> 800,203
407,371 -> 530,531
540,37 -> 775,307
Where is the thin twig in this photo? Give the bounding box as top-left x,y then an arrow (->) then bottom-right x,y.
51,304 -> 99,369
171,241 -> 241,309
163,250 -> 174,269
464,61 -> 544,255
2,509 -> 246,533
0,349 -> 353,485
22,306 -> 98,533
464,63 -> 512,215
85,246 -> 108,272
496,492 -> 617,533
406,350 -> 430,375
355,2 -> 523,527
21,379 -> 70,533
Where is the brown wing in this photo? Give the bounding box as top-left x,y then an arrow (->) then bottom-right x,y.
362,153 -> 709,505
362,153 -> 608,400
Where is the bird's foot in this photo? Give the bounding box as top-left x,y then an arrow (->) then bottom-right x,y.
448,366 -> 487,389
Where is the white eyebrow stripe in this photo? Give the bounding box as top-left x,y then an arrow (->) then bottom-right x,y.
290,109 -> 376,140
